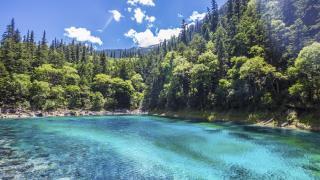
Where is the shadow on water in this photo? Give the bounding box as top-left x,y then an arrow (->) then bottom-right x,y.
153,135 -> 219,167
228,132 -> 255,141
204,129 -> 223,134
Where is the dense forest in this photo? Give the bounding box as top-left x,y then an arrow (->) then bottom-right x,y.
0,0 -> 319,122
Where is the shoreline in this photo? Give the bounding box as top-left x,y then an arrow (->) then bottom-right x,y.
1,109 -> 319,132
0,109 -> 148,119
150,111 -> 320,132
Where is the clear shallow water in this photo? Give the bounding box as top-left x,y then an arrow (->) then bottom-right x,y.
0,116 -> 319,179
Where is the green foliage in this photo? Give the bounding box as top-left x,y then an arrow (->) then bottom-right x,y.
288,42 -> 320,106
239,57 -> 277,81
0,62 -> 8,77
11,74 -> 31,97
90,92 -> 105,111
189,34 -> 207,55
34,64 -> 64,85
218,79 -> 232,89
65,85 -> 81,109
49,49 -> 64,67
92,74 -> 135,109
198,50 -> 218,66
30,81 -> 50,110
92,74 -> 113,96
131,74 -> 145,92
49,85 -> 66,109
0,0 -> 319,122
289,83 -> 304,96
249,45 -> 265,57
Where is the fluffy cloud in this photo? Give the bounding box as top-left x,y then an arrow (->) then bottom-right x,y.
64,27 -> 103,45
145,15 -> 156,23
157,28 -> 181,42
109,10 -> 123,22
124,29 -> 158,47
127,0 -> 155,6
188,11 -> 206,22
132,8 -> 156,24
125,28 -> 181,47
133,8 -> 145,24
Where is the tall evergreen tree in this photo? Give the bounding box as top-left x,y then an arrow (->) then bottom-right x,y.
210,0 -> 219,31
100,52 -> 107,74
179,19 -> 187,44
34,31 -> 49,67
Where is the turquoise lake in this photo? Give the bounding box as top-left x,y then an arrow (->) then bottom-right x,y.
0,115 -> 319,179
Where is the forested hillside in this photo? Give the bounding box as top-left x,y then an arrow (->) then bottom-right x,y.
142,0 -> 320,113
0,22 -> 145,111
0,0 -> 319,122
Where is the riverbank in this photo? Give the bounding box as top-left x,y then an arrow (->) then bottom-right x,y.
1,108 -> 319,132
0,109 -> 147,119
150,110 -> 320,132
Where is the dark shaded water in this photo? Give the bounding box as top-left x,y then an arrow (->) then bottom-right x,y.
0,115 -> 319,179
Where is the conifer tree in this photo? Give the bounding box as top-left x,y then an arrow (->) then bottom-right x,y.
210,0 -> 219,31
100,52 -> 107,74
179,19 -> 187,44
34,31 -> 48,67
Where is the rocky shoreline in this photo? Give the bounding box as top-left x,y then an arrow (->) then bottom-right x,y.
0,109 -> 148,119
1,109 -> 319,132
151,111 -> 320,132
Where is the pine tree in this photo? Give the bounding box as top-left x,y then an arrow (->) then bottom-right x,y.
76,43 -> 81,62
1,19 -> 20,72
215,25 -> 229,75
29,31 -> 34,44
227,0 -> 234,21
25,30 -> 30,43
210,0 -> 219,31
28,31 -> 36,62
100,52 -> 107,74
1,19 -> 15,43
93,54 -> 101,75
179,19 -> 187,44
34,31 -> 48,67
69,40 -> 77,63
81,46 -> 87,63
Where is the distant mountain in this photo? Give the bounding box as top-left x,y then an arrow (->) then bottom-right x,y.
102,46 -> 155,58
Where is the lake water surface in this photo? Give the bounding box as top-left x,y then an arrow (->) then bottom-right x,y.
0,115 -> 319,179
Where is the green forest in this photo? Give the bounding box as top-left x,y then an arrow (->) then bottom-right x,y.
0,0 -> 319,123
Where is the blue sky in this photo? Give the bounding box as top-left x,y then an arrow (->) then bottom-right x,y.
0,0 -> 226,49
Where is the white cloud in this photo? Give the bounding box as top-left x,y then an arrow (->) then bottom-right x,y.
64,27 -> 103,45
125,29 -> 137,38
125,29 -> 158,47
127,7 -> 132,12
109,10 -> 123,22
133,8 -> 145,24
188,11 -> 206,22
124,28 -> 181,47
132,8 -> 156,24
157,28 -> 181,42
127,0 -> 155,6
97,10 -> 123,33
145,15 -> 156,23
178,13 -> 183,18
